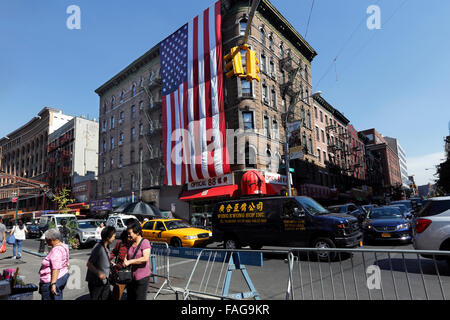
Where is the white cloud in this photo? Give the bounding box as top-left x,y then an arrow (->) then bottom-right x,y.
408,151 -> 446,186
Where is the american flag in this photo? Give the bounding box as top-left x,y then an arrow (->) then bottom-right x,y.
161,0 -> 230,186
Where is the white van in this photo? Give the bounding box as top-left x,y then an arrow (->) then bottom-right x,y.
39,214 -> 78,235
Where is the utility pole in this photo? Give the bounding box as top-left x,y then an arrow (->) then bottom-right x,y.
139,149 -> 143,201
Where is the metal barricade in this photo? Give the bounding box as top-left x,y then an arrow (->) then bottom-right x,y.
286,247 -> 450,300
182,249 -> 262,300
150,242 -> 176,299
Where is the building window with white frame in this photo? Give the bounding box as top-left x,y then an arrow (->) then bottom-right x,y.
240,19 -> 247,36
241,79 -> 252,97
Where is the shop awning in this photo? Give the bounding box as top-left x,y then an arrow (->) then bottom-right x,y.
266,183 -> 287,195
180,185 -> 239,201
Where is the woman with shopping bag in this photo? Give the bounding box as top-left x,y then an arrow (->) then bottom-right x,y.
39,229 -> 70,300
9,220 -> 28,259
0,218 -> 6,254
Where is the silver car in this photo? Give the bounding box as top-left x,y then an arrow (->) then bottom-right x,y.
413,196 -> 450,264
74,219 -> 104,247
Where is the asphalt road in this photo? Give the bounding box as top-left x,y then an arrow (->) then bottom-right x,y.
1,238 -> 449,300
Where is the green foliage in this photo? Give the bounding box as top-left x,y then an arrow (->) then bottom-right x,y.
52,188 -> 75,213
436,154 -> 450,194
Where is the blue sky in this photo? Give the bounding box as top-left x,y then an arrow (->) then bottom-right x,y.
0,0 -> 448,185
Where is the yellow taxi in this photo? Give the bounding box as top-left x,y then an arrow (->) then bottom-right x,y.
141,219 -> 212,248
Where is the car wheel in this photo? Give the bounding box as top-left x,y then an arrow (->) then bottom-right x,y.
312,237 -> 337,262
171,237 -> 182,248
223,238 -> 241,250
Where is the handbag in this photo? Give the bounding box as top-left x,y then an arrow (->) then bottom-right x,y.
115,239 -> 144,285
0,241 -> 6,253
7,234 -> 16,245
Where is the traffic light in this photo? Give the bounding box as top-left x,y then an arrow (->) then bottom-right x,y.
244,49 -> 260,82
224,46 -> 245,78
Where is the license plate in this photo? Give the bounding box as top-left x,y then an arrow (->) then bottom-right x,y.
381,233 -> 391,238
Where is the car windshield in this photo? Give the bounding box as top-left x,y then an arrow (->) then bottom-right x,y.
391,201 -> 412,210
392,205 -> 407,214
296,197 -> 329,215
78,221 -> 101,229
165,220 -> 191,230
327,206 -> 342,213
56,217 -> 77,225
368,208 -> 403,219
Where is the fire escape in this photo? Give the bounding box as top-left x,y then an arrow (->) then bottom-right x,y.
141,69 -> 164,188
279,50 -> 309,155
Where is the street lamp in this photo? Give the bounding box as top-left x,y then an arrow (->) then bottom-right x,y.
284,91 -> 322,196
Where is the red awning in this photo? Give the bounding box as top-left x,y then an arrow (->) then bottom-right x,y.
180,185 -> 239,201
266,183 -> 287,195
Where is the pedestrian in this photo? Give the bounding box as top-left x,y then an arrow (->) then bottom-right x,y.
38,232 -> 47,254
86,226 -> 116,300
0,218 -> 6,254
123,220 -> 151,300
10,220 -> 28,259
38,229 -> 70,300
110,230 -> 130,300
95,222 -> 105,243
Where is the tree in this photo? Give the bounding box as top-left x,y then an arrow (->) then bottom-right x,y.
52,188 -> 75,213
436,152 -> 450,194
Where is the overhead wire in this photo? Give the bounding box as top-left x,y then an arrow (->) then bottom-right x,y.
304,0 -> 315,39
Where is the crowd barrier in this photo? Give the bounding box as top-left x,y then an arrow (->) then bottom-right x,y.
286,247 -> 450,300
149,242 -> 176,299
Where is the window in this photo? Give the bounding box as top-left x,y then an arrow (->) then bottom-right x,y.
119,132 -> 124,142
308,136 -> 313,155
264,116 -> 270,138
279,43 -> 284,57
262,83 -> 268,102
305,66 -> 309,82
119,154 -> 123,168
306,111 -> 311,129
130,150 -> 135,164
315,127 -> 319,141
111,96 -> 115,108
260,54 -> 266,73
243,112 -> 254,130
131,127 -> 135,141
111,137 -> 114,150
323,151 -> 327,163
282,98 -> 287,112
130,175 -> 135,190
268,35 -> 273,50
103,102 -> 107,114
321,130 -> 325,143
245,142 -> 256,168
314,107 -> 318,119
325,115 -> 328,125
241,79 -> 252,97
131,84 -> 136,97
109,180 -> 112,193
120,111 -> 124,121
272,120 -> 279,140
317,149 -> 321,162
111,116 -> 115,129
240,19 -> 247,36
271,87 -> 276,108
260,28 -> 265,44
120,91 -> 125,102
139,101 -> 144,111
103,140 -> 107,152
139,124 -> 144,136
269,60 -> 275,75
131,105 -> 136,119
320,111 -> 323,123
119,177 -> 123,191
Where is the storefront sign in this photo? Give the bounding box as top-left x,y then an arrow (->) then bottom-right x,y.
187,174 -> 233,191
264,172 -> 287,185
90,198 -> 112,211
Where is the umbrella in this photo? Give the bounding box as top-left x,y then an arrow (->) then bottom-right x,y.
113,202 -> 132,214
121,201 -> 163,219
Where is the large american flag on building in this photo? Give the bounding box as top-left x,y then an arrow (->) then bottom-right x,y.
161,0 -> 230,186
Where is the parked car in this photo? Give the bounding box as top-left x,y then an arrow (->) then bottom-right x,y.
390,200 -> 414,215
362,206 -> 413,244
105,214 -> 139,237
387,204 -> 414,220
39,214 -> 78,235
212,196 -> 362,261
413,196 -> 450,265
327,203 -> 366,224
141,219 -> 212,248
25,222 -> 41,239
73,219 -> 105,248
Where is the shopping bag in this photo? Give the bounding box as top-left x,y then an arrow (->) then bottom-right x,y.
0,241 -> 6,253
7,235 -> 15,245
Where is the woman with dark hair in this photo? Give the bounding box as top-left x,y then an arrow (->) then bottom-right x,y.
10,220 -> 28,259
123,221 -> 151,300
110,230 -> 130,300
85,226 -> 116,300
